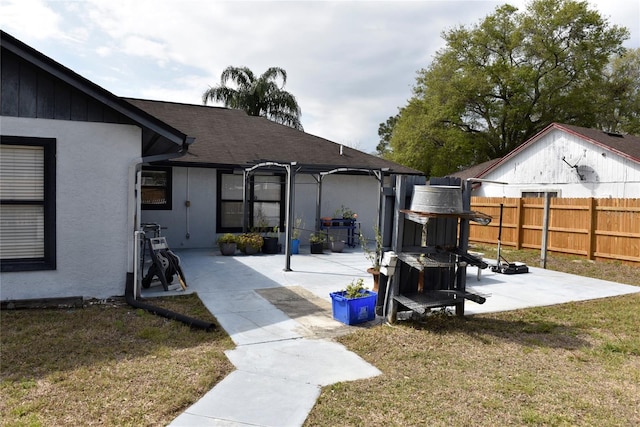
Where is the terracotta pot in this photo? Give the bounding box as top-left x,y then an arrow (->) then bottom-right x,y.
367,267 -> 380,292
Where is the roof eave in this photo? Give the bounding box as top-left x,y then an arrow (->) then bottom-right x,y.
555,124 -> 640,165
1,30 -> 191,156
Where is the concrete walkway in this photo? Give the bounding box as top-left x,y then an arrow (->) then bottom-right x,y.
141,248 -> 639,426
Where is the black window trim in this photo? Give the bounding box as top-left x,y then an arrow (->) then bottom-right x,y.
216,170 -> 285,233
1,135 -> 57,272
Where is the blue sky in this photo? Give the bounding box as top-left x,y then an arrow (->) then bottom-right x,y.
2,0 -> 638,154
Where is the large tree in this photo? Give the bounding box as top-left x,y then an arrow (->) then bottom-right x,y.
598,48 -> 640,135
203,66 -> 303,130
388,0 -> 629,176
376,114 -> 398,155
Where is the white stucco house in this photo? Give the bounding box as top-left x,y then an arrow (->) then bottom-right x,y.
125,98 -> 421,251
0,31 -> 193,301
1,31 -> 422,302
454,123 -> 640,198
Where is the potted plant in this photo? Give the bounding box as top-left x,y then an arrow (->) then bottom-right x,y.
291,218 -> 303,254
341,206 -> 357,223
329,235 -> 345,253
329,278 -> 377,325
332,208 -> 342,226
237,232 -> 264,255
217,233 -> 238,256
360,225 -> 383,291
309,232 -> 325,254
262,226 -> 279,254
333,205 -> 357,225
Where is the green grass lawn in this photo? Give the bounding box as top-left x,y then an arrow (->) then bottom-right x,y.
2,247 -> 638,426
304,246 -> 640,426
305,293 -> 640,426
0,294 -> 234,426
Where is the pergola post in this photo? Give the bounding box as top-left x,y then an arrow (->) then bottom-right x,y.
242,169 -> 250,232
245,161 -> 297,271
315,174 -> 322,231
284,163 -> 295,271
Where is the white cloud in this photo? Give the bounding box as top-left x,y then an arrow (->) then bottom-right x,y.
0,0 -> 62,40
3,0 -> 638,153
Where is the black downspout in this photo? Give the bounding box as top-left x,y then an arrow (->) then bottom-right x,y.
125,273 -> 215,332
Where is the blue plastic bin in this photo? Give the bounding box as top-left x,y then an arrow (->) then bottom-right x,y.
330,290 -> 377,325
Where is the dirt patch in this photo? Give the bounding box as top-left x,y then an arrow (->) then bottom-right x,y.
255,286 -> 376,339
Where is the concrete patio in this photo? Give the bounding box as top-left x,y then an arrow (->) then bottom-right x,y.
141,247 -> 639,426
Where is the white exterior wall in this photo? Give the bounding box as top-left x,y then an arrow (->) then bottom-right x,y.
142,167 -> 218,249
292,173 -> 319,243
474,129 -> 640,198
0,117 -> 141,300
141,168 -> 381,247
320,174 -> 380,241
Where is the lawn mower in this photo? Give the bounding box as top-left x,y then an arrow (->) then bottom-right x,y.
491,203 -> 529,274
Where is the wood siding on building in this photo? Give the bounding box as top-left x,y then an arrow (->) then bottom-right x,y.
1,49 -> 131,125
475,129 -> 640,198
469,197 -> 640,265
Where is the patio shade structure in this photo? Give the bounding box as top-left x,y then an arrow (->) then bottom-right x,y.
242,161 -> 389,272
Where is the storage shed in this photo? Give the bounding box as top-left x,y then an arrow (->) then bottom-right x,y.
456,123 -> 640,198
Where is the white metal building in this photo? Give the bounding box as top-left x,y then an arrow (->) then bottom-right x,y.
464,123 -> 640,198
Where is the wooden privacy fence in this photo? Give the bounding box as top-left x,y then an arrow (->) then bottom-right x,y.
469,197 -> 640,266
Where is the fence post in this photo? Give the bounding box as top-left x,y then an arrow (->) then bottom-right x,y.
515,197 -> 523,250
540,193 -> 551,268
587,197 -> 596,260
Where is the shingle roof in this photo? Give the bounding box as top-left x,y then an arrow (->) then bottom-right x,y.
556,123 -> 640,162
124,98 -> 422,175
448,158 -> 502,180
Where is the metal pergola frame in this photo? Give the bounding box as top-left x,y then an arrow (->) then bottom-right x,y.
242,161 -> 390,272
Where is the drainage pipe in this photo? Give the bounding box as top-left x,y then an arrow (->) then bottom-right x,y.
124,273 -> 215,331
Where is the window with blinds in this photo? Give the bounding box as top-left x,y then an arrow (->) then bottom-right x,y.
1,136 -> 56,271
141,167 -> 172,210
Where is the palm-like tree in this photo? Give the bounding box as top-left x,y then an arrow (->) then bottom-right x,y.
202,66 -> 303,130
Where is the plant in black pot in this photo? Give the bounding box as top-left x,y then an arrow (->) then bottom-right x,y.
217,233 -> 238,256
334,205 -> 357,226
309,232 -> 325,254
262,226 -> 279,254
341,206 -> 357,223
